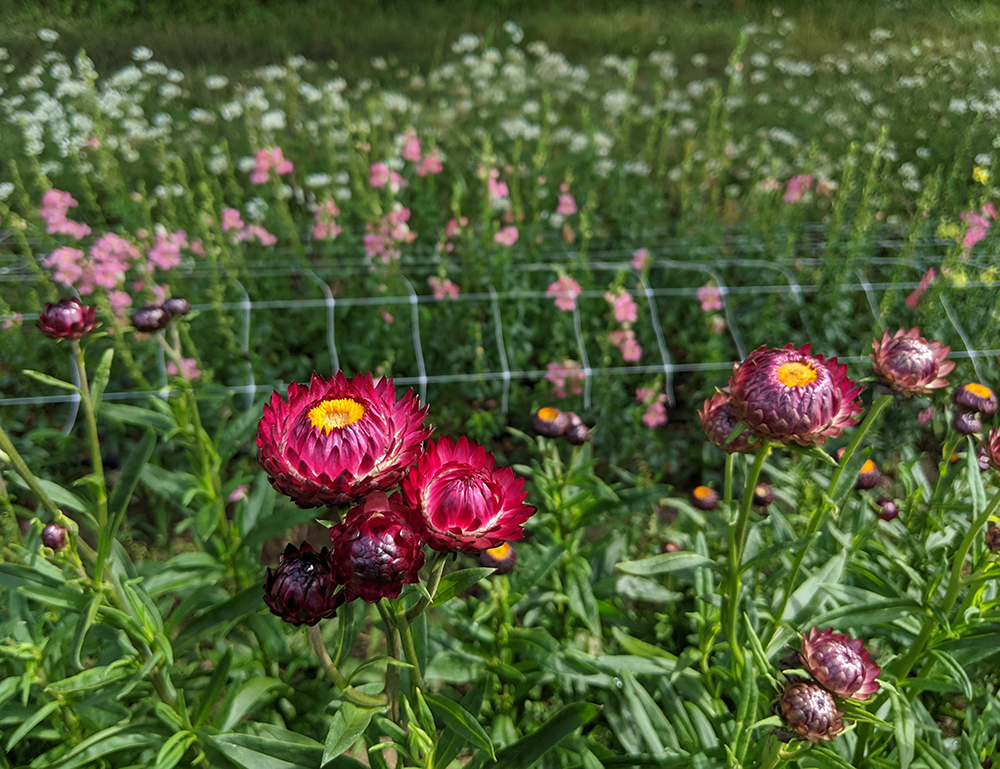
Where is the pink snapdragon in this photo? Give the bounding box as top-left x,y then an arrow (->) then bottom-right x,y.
487,168 -> 509,201
147,231 -> 188,271
108,290 -> 133,314
235,224 -> 278,246
39,189 -> 91,239
783,174 -> 814,203
918,407 -> 935,426
166,356 -> 201,381
43,246 -> 85,288
494,226 -> 519,247
545,360 -> 585,398
312,199 -> 343,241
697,283 -> 723,312
229,485 -> 251,503
445,217 -> 467,238
416,148 -> 443,177
605,290 -> 638,324
905,267 -> 937,308
556,193 -> 578,216
369,162 -> 407,192
221,207 -> 244,232
610,329 -> 642,362
428,276 -> 460,300
547,275 -> 583,312
401,132 -> 422,163
960,203 -> 997,249
636,386 -> 668,428
251,147 -> 294,184
631,248 -> 650,270
364,204 -> 416,263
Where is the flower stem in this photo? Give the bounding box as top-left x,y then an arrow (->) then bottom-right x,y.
308,625 -> 386,709
396,608 -> 424,690
73,341 -> 111,583
723,441 -> 771,673
376,600 -> 403,723
405,554 -> 446,622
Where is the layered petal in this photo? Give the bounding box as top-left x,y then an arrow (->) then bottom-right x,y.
870,327 -> 953,396
777,681 -> 844,743
37,298 -> 97,340
699,389 -> 751,453
263,542 -> 343,626
256,371 -> 432,508
800,627 -> 881,700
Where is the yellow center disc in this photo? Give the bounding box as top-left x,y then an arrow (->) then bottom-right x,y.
861,459 -> 876,473
693,486 -> 714,500
308,398 -> 366,434
486,543 -> 511,559
537,407 -> 560,422
964,383 -> 993,399
776,360 -> 818,388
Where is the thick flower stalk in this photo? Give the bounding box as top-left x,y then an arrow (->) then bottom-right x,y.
257,372 -> 431,508
328,492 -> 426,603
403,436 -> 535,551
37,298 -> 97,339
870,327 -> 953,396
777,681 -> 845,743
730,343 -> 864,446
800,627 -> 881,700
699,389 -> 751,453
263,543 -> 343,626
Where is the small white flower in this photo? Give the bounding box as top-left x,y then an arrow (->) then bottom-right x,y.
132,46 -> 153,61
305,173 -> 332,187
38,29 -> 60,43
0,182 -> 14,200
205,74 -> 229,90
691,53 -> 708,67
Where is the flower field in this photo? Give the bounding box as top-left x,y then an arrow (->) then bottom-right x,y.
2,5 -> 1000,768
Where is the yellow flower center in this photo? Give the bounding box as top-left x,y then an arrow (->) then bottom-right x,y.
486,543 -> 511,559
308,398 -> 366,434
776,360 -> 818,388
964,383 -> 993,399
861,459 -> 876,473
537,407 -> 560,422
693,486 -> 714,500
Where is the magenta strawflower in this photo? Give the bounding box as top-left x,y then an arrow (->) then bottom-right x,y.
37,298 -> 97,340
256,372 -> 431,508
870,327 -> 953,396
874,497 -> 899,522
263,543 -> 343,626
328,492 -> 426,603
982,428 -> 1000,471
699,390 -> 750,454
729,344 -> 864,446
777,681 -> 844,743
800,627 -> 881,700
402,436 -> 535,551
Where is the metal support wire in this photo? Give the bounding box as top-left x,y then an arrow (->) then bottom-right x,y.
401,276 -> 428,405
63,352 -> 81,436
489,286 -> 512,413
232,278 -> 255,411
629,267 -> 676,406
303,269 -> 339,374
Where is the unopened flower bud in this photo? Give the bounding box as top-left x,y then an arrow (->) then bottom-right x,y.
263,543 -> 343,626
661,541 -> 682,554
531,407 -> 568,437
131,305 -> 170,332
479,542 -> 517,574
41,523 -> 67,550
776,681 -> 844,743
691,485 -> 719,511
753,483 -> 775,507
37,298 -> 98,340
986,523 -> 1000,554
953,412 -> 982,436
874,497 -> 899,522
800,626 -> 881,700
564,412 -> 590,445
162,297 -> 191,317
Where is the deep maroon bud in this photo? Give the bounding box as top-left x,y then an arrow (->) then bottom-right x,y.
776,681 -> 844,743
263,542 -> 343,626
699,390 -> 750,454
564,412 -> 590,445
855,459 -> 882,491
131,305 -> 170,332
874,497 -> 899,522
531,407 -> 568,437
753,482 -> 775,507
869,327 -> 953,396
953,383 -> 998,415
691,485 -> 719,511
328,493 -> 426,603
41,523 -> 68,550
953,412 -> 982,436
983,756 -> 993,769
800,627 -> 881,700
19,518 -> 32,536
479,542 -> 517,574
162,297 -> 191,317
37,298 -> 98,340
986,523 -> 1000,554
661,541 -> 682,554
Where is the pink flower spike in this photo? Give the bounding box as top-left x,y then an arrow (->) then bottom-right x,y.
167,356 -> 201,381
402,132 -> 422,163
547,275 -> 582,312
697,283 -> 724,312
494,226 -> 519,247
369,162 -> 390,188
556,194 -> 578,216
631,248 -> 651,270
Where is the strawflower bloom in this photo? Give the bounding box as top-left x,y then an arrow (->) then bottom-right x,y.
874,497 -> 899,521
953,383 -> 998,415
855,459 -> 881,490
479,542 -> 517,575
870,328 -> 953,396
328,492 -> 426,603
256,372 -> 431,508
547,275 -> 583,311
699,390 -> 751,454
800,627 -> 881,700
531,407 -> 568,437
37,298 -> 97,340
776,681 -> 844,743
263,543 -> 343,626
402,436 -> 535,551
729,344 -> 864,446
691,486 -> 719,511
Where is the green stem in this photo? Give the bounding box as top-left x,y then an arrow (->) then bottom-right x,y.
0,421 -> 66,524
406,554 -> 446,622
395,608 -> 424,691
929,429 -> 962,513
723,441 -> 771,673
763,393 -> 893,649
376,600 -> 402,723
308,625 -> 386,708
74,341 -> 110,583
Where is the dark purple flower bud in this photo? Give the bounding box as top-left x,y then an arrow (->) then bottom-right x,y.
753,482 -> 775,507
986,523 -> 1000,554
41,523 -> 67,550
953,412 -> 982,436
162,297 -> 191,317
531,407 -> 568,437
263,542 -> 343,626
776,681 -> 845,743
37,298 -> 98,340
691,486 -> 719,511
564,412 -> 590,445
328,492 -> 426,603
953,383 -> 998,415
699,390 -> 750,454
479,542 -> 517,575
801,627 -> 881,700
855,459 -> 882,491
131,305 -> 170,333
661,541 -> 682,554
874,497 -> 899,522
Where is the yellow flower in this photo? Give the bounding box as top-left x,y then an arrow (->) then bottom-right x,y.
973,166 -> 989,185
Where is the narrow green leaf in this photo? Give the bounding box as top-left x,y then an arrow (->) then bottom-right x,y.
431,568 -> 496,607
929,650 -> 973,699
893,692 -> 915,769
7,699 -> 62,750
23,369 -> 81,394
154,730 -> 196,769
322,702 -> 381,763
70,593 -> 105,670
471,702 -> 601,769
90,348 -> 115,415
108,428 -> 156,533
100,403 -> 177,433
424,692 -> 495,759
46,660 -> 132,695
218,678 -> 288,732
967,436 -> 987,514
431,680 -> 486,769
174,583 -> 263,651
810,746 -> 858,769
565,558 -> 601,635
617,552 -> 718,577
50,729 -> 162,769
193,649 -> 233,727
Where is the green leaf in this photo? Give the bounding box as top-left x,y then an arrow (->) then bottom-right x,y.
209,733 -> 323,769
892,691 -> 914,769
424,693 -> 495,759
193,649 -> 233,728
431,568 -> 496,607
45,660 -> 132,695
967,436 -> 987,514
809,597 -> 922,627
100,403 -> 177,433
514,543 -> 565,590
218,678 -> 288,732
174,583 -> 263,651
617,551 -> 718,577
154,730 -> 196,769
107,428 -> 156,539
469,702 -> 601,769
90,348 -> 115,415
322,701 -> 381,763
809,746 -> 858,769
22,369 -> 81,394
49,728 -> 162,769
9,477 -> 97,530
733,653 -> 757,763
6,699 -> 61,751
70,593 -> 105,670
929,650 -> 973,699
430,680 -> 486,769
565,558 -> 600,635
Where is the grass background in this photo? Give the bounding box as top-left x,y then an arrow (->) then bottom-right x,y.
3,0 -> 1000,80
